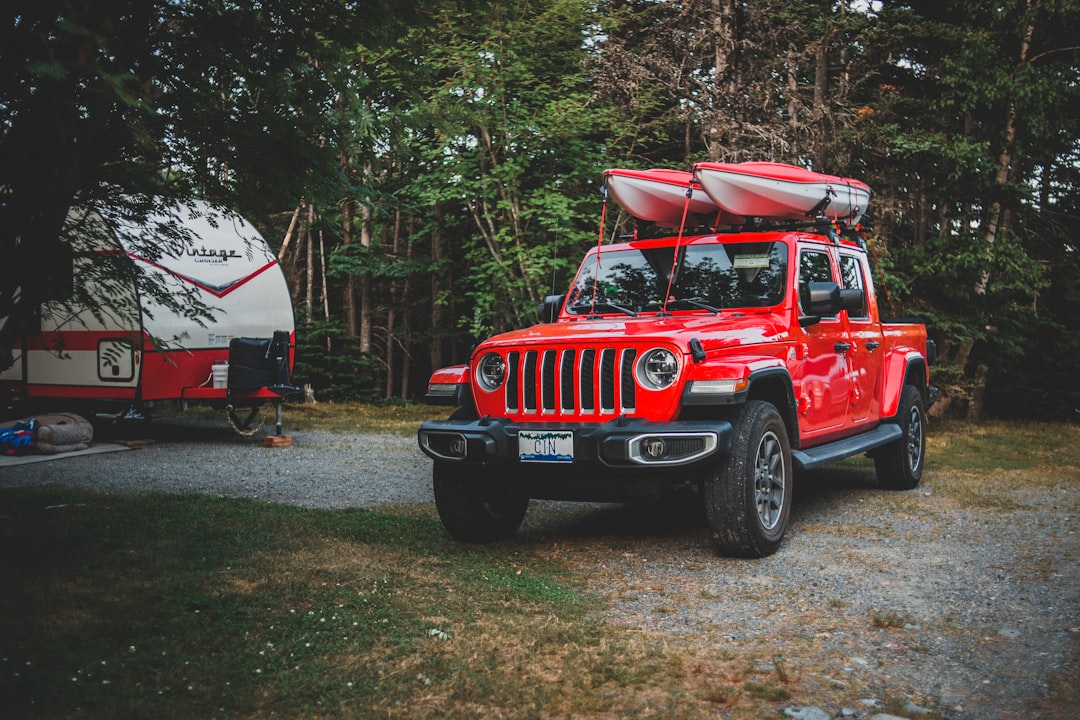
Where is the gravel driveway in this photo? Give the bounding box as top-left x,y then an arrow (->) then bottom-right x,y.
3,417 -> 1077,719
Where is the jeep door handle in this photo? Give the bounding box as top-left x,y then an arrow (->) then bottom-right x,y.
834,342 -> 852,354
866,341 -> 881,351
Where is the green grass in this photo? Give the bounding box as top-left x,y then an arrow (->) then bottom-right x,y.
0,488 -> 594,719
922,420 -> 1080,512
279,401 -> 452,435
160,401 -> 450,436
927,419 -> 1080,474
2,486 -> 743,719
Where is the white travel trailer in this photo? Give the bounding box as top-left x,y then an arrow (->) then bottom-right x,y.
0,199 -> 296,427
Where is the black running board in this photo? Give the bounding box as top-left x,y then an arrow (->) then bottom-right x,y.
791,423 -> 902,471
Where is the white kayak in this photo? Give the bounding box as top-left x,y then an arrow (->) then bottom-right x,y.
603,168 -> 743,228
693,161 -> 871,222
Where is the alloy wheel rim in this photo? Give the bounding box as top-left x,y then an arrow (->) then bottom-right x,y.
754,430 -> 785,530
906,406 -> 924,472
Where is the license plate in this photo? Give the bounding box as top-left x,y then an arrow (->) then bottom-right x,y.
518,430 -> 574,463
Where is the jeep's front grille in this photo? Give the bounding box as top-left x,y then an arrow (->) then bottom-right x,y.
505,347 -> 637,417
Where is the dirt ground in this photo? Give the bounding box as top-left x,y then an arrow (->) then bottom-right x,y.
516,462 -> 1079,719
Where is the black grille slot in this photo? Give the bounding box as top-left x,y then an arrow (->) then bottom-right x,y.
621,348 -> 637,410
560,349 -> 577,411
580,349 -> 595,412
541,350 -> 556,412
522,351 -> 537,412
506,351 -> 520,411
599,349 -> 616,412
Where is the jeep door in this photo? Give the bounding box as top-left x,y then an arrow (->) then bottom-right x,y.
839,252 -> 884,424
795,246 -> 851,439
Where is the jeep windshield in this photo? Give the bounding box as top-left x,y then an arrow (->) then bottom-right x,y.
566,240 -> 788,315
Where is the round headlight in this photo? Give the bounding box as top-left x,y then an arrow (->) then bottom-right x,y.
475,352 -> 507,392
637,348 -> 679,390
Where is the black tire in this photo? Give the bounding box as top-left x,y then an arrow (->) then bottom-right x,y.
432,461 -> 529,542
705,401 -> 793,558
874,385 -> 926,490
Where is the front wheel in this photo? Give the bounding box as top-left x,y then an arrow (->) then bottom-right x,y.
705,401 -> 793,558
432,461 -> 529,542
874,385 -> 926,490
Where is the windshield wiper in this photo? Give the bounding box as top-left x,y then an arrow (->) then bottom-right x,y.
570,301 -> 638,318
666,297 -> 722,314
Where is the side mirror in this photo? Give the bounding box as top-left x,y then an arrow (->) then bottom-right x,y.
799,281 -> 841,327
536,294 -> 565,323
807,281 -> 842,316
839,288 -> 865,314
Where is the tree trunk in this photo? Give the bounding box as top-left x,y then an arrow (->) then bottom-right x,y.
813,37 -> 829,170
279,205 -> 303,304
976,11 -> 1033,295
430,203 -> 445,374
400,213 -> 414,400
319,228 -> 331,352
359,196 -> 372,354
708,0 -> 738,159
477,126 -> 538,312
318,228 -> 330,320
341,195 -> 358,336
967,363 -> 989,422
384,211 -> 401,400
278,204 -> 302,262
917,182 -> 929,248
711,0 -> 737,96
786,45 -> 799,161
305,204 -> 315,319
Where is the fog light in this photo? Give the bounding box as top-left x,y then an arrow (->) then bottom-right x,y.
644,438 -> 666,459
420,431 -> 470,461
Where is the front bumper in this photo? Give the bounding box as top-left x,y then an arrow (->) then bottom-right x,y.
417,416 -> 732,469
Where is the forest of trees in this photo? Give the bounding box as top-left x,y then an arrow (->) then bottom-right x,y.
3,0 -> 1079,419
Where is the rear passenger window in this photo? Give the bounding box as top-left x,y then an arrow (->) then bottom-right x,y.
840,255 -> 868,319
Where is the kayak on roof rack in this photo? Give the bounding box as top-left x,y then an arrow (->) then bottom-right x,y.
602,168 -> 744,228
693,161 -> 871,222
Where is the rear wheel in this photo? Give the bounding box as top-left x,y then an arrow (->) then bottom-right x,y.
705,401 -> 793,558
874,385 -> 926,490
433,461 -> 529,542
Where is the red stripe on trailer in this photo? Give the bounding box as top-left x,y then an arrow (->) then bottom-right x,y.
23,384 -> 139,400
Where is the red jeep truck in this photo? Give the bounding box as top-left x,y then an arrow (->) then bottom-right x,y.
418,165 -> 936,557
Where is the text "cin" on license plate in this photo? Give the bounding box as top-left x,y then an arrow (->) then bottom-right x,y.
518,430 -> 573,463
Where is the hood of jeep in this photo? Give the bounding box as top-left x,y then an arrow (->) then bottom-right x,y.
477,312 -> 789,354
